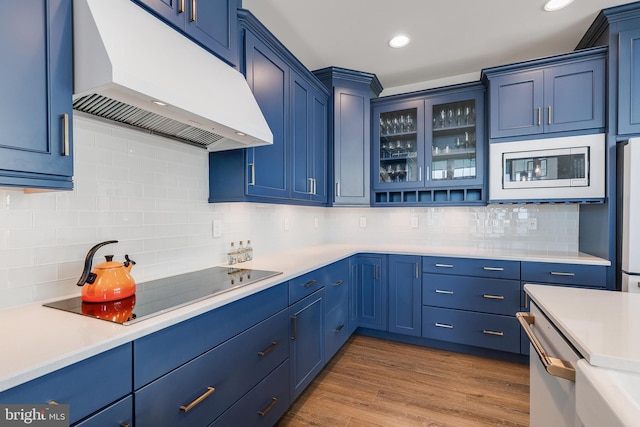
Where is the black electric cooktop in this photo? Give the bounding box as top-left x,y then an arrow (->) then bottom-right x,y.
44,267 -> 282,325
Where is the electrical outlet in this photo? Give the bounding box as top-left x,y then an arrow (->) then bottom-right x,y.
410,216 -> 419,228
359,216 -> 367,228
528,218 -> 537,230
212,219 -> 222,238
284,217 -> 290,231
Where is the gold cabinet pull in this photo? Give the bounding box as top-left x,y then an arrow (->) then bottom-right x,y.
290,315 -> 297,340
190,0 -> 196,22
258,397 -> 279,416
60,114 -> 69,156
482,266 -> 504,271
258,341 -> 278,357
333,280 -> 344,287
120,423 -> 130,427
48,401 -> 59,405
178,0 -> 185,13
179,386 -> 215,412
304,279 -> 317,287
547,106 -> 552,125
537,107 -> 541,125
482,329 -> 504,336
483,294 -> 505,300
517,312 -> 575,381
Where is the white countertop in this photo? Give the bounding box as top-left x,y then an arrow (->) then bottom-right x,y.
525,284 -> 640,373
0,243 -> 609,392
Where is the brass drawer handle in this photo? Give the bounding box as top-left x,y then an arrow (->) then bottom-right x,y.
48,401 -> 59,405
333,280 -> 344,287
550,271 -> 575,277
178,0 -> 185,13
258,397 -> 279,416
190,0 -> 196,22
258,341 -> 278,357
482,266 -> 504,271
435,322 -> 453,329
304,279 -> 318,287
335,324 -> 345,333
482,329 -> 504,336
120,423 -> 130,427
179,386 -> 215,412
435,263 -> 453,268
537,107 -> 541,125
435,289 -> 454,295
483,294 -> 505,300
517,312 -> 575,381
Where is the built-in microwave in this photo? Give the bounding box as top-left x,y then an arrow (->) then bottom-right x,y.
489,133 -> 605,202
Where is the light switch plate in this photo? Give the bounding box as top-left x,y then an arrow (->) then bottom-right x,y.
212,219 -> 222,238
359,216 -> 367,228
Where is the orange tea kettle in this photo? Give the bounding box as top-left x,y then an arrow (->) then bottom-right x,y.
77,240 -> 136,302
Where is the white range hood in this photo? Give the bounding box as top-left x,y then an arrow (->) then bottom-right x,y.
72,0 -> 272,151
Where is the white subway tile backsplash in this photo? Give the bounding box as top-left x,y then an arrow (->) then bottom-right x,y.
0,116 -> 583,309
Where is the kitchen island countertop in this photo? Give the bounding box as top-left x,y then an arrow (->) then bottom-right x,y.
0,243 -> 608,392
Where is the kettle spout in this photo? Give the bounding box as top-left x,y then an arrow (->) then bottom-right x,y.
77,240 -> 118,286
124,254 -> 136,272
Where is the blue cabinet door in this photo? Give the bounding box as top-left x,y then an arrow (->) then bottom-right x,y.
289,289 -> 324,403
353,254 -> 387,331
388,255 -> 421,337
310,88 -> 328,203
244,30 -> 290,200
544,58 -> 605,133
619,28 -> 640,135
0,0 -> 73,190
489,70 -> 544,139
135,0 -> 238,66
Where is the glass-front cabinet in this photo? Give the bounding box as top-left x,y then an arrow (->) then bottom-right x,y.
372,83 -> 485,205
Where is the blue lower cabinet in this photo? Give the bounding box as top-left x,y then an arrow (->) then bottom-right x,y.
521,262 -> 607,288
324,302 -> 350,362
289,289 -> 324,403
210,360 -> 290,427
388,255 -> 422,337
73,395 -> 132,427
353,254 -> 387,331
135,309 -> 289,426
422,307 -> 520,353
0,344 -> 132,425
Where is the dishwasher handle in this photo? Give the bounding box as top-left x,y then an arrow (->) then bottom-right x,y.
516,312 -> 576,382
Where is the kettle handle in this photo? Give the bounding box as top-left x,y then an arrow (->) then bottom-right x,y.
77,240 -> 118,286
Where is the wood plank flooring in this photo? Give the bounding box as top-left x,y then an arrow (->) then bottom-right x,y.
277,335 -> 530,427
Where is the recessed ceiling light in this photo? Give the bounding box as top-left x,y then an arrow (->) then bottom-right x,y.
544,0 -> 574,12
389,35 -> 410,49
151,100 -> 168,107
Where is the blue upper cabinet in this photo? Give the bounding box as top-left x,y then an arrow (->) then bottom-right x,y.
371,83 -> 486,206
0,0 -> 73,190
133,0 -> 238,66
484,47 -> 606,140
618,28 -> 640,135
314,67 -> 383,207
209,10 -> 329,206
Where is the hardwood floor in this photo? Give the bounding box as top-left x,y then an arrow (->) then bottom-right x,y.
277,335 -> 530,427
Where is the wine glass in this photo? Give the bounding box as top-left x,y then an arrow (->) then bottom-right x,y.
464,106 -> 471,125
399,115 -> 406,133
439,109 -> 446,128
456,107 -> 462,126
447,108 -> 454,127
406,114 -> 414,132
392,117 -> 399,133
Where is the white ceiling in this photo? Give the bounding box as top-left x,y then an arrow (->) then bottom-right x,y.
241,0 -> 629,95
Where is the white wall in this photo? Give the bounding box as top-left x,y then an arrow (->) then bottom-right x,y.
0,116 -> 578,309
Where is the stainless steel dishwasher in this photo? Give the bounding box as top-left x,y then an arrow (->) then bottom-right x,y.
518,301 -> 582,427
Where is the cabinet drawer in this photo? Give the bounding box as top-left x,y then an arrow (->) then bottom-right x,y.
324,302 -> 350,362
324,258 -> 350,313
133,282 -> 287,389
422,307 -> 520,353
135,308 -> 289,427
211,359 -> 290,427
73,395 -> 132,427
0,344 -> 132,425
521,262 -> 607,288
423,274 -> 520,316
423,256 -> 520,279
289,268 -> 325,304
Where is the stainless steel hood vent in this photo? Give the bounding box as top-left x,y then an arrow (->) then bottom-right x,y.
72,0 -> 272,151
